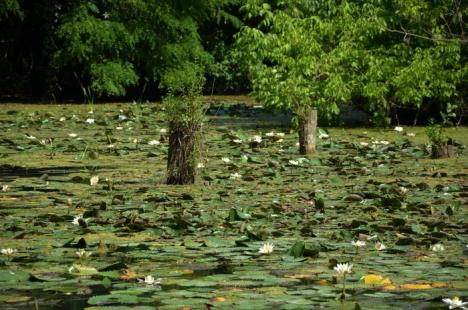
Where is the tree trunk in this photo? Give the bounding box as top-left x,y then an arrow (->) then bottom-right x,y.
298,108 -> 317,155
431,142 -> 455,159
166,122 -> 199,185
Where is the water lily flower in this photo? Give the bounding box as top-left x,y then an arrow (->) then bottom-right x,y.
76,249 -> 92,258
88,110 -> 94,114
406,132 -> 416,137
1,248 -> 17,257
148,140 -> 160,146
432,243 -> 445,252
106,144 -> 115,148
118,115 -> 127,121
159,128 -> 167,134
394,126 -> 403,132
103,12 -> 110,19
90,175 -> 99,186
132,138 -> 139,144
360,142 -> 369,146
26,134 -> 37,140
230,172 -> 242,179
197,163 -> 205,169
258,243 -> 274,254
397,186 -> 409,195
276,132 -> 285,137
85,118 -> 95,124
68,133 -> 77,138
265,132 -> 275,137
233,139 -> 242,144
252,135 -> 262,143
59,117 -> 66,122
351,240 -> 366,247
334,263 -> 353,275
277,139 -> 284,143
375,242 -> 386,251
380,140 -> 390,145
2,185 -> 9,192
319,133 -> 329,139
221,157 -> 231,163
289,160 -> 299,166
138,275 -> 162,286
72,214 -> 84,226
442,297 -> 468,309
116,126 -> 123,130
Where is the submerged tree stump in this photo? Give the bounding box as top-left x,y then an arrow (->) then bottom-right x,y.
431,142 -> 455,159
166,122 -> 199,185
298,108 -> 317,155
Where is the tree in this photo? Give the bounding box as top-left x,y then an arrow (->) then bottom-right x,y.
50,0 -> 241,184
358,0 -> 467,125
234,0 -> 384,154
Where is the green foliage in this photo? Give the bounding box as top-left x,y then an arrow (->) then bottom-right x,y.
50,0 -> 240,99
0,0 -> 22,20
90,61 -> 138,96
235,0 -> 467,125
425,121 -> 447,145
234,0 -> 384,121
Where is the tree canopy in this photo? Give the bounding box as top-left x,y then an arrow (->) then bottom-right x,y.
234,0 -> 466,125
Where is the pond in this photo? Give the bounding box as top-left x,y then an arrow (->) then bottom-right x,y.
0,99 -> 466,309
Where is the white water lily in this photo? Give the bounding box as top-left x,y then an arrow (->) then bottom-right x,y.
233,139 -> 242,144
397,186 -> 409,195
1,248 -> 17,256
394,126 -> 404,132
159,128 -> 167,134
360,142 -> 369,146
85,118 -> 95,124
118,115 -> 127,121
351,240 -> 366,247
88,110 -> 94,114
252,135 -> 262,143
277,139 -> 284,143
90,175 -> 99,186
221,157 -> 231,163
116,126 -> 123,130
59,117 -> 66,122
148,140 -> 160,146
2,185 -> 9,192
72,214 -> 84,226
289,160 -> 299,166
375,242 -> 386,251
334,263 -> 353,275
230,172 -> 242,179
106,144 -> 115,148
380,140 -> 390,145
258,243 -> 274,254
138,275 -> 162,286
442,297 -> 468,309
276,132 -> 285,137
75,249 -> 92,258
406,132 -> 416,137
319,133 -> 329,139
432,243 -> 445,252
68,133 -> 77,138
26,134 -> 37,140
197,163 -> 205,169
265,132 -> 275,137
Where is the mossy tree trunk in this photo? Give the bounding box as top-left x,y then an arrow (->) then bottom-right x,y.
431,142 -> 455,159
298,108 -> 317,155
166,121 -> 200,185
